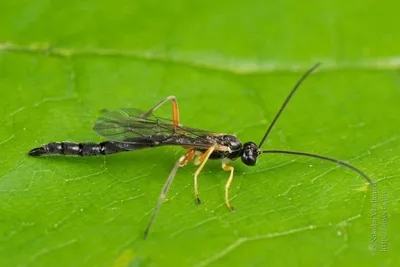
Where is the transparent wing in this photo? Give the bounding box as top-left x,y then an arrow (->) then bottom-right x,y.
93,108 -> 220,147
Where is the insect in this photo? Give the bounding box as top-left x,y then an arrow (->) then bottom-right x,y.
29,63 -> 373,238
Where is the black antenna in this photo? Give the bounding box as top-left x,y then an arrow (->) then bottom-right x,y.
258,63 -> 321,148
262,150 -> 374,185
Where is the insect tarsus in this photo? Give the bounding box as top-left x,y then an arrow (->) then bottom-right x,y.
28,63 -> 375,240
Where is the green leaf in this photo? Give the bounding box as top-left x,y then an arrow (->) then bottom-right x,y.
1,1 -> 399,266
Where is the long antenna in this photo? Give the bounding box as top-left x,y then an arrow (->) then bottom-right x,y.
258,63 -> 321,148
261,149 -> 374,185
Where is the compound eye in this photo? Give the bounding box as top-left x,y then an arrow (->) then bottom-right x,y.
241,153 -> 257,166
241,142 -> 259,166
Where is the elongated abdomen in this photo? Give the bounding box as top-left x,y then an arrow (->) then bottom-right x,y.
28,141 -> 145,157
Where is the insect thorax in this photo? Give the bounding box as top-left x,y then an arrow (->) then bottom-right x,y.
208,134 -> 243,160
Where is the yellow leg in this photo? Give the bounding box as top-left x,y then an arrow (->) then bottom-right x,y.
193,146 -> 215,204
222,162 -> 235,211
143,96 -> 180,126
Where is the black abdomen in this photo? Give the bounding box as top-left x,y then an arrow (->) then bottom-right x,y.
28,141 -> 144,157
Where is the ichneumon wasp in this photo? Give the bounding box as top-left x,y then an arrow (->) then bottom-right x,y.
29,63 -> 374,238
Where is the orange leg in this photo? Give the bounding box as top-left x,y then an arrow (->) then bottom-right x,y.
180,149 -> 195,167
193,146 -> 215,204
222,162 -> 235,211
144,149 -> 195,239
143,96 -> 180,126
